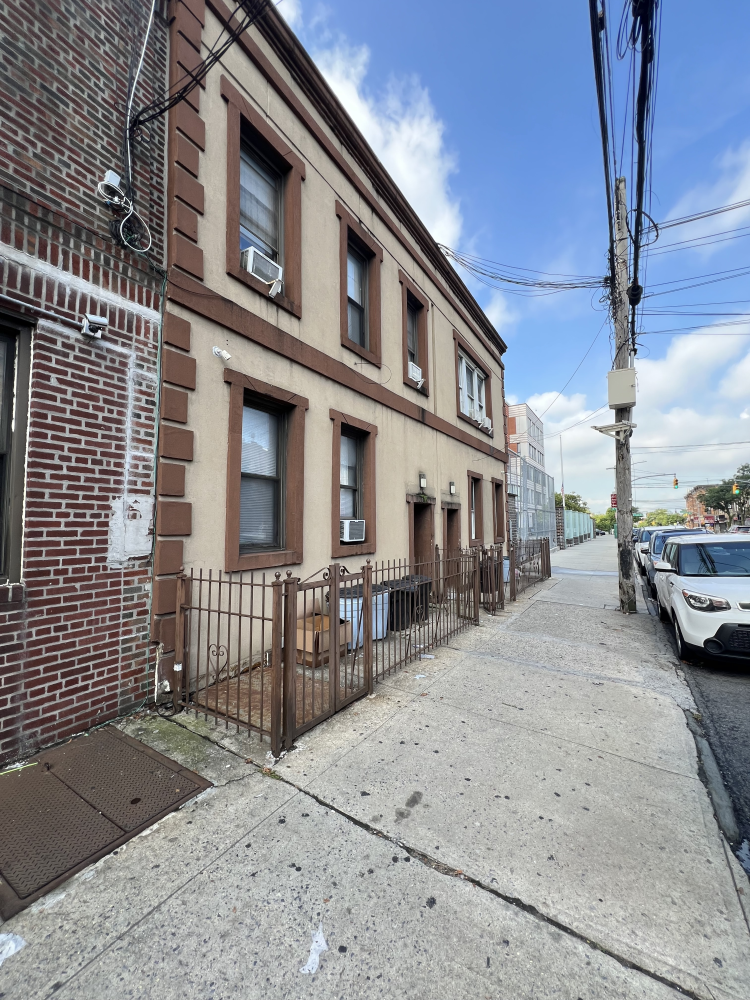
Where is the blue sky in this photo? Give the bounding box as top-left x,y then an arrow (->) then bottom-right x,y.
279,0 -> 750,513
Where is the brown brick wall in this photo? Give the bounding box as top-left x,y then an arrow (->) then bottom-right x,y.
0,0 -> 169,763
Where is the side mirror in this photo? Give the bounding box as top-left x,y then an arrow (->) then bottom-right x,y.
653,560 -> 672,572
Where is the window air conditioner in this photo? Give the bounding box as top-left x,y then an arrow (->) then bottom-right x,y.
240,247 -> 283,295
407,361 -> 423,384
340,519 -> 366,543
468,408 -> 478,422
481,416 -> 493,433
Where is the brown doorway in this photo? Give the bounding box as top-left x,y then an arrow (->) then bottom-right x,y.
445,506 -> 460,554
412,501 -> 434,569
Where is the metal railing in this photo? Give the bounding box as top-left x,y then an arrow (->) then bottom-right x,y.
173,543 -> 549,754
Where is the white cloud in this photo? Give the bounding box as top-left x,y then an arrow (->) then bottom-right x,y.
277,0 -> 303,29
719,348 -> 750,399
665,141 -> 750,246
311,40 -> 462,246
482,290 -> 517,334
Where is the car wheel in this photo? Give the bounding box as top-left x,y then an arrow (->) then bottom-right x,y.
674,618 -> 690,662
658,600 -> 670,623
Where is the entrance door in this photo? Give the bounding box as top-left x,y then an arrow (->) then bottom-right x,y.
412,502 -> 434,569
445,507 -> 460,554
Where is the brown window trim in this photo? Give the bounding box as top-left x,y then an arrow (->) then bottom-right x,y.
224,368 -> 309,571
222,76 -> 305,319
468,470 -> 484,547
398,270 -> 429,395
330,408 -> 377,558
491,477 -> 505,544
453,330 -> 494,436
336,201 -> 383,367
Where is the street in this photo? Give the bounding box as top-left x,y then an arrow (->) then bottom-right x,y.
1,535 -> 747,1000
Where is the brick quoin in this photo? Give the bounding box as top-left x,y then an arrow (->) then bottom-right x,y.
0,0 -> 169,763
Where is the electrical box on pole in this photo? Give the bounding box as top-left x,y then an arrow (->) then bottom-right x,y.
607,369 -> 637,409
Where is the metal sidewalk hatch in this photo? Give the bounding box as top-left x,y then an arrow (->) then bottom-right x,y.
0,725 -> 211,918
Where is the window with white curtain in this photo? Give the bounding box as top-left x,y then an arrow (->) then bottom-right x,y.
458,351 -> 486,422
240,404 -> 283,550
339,431 -> 361,518
406,301 -> 419,366
240,145 -> 281,262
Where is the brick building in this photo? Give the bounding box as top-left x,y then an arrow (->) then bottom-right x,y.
0,0 -> 168,762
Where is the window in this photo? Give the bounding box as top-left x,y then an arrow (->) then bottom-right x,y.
453,331 -> 493,433
399,270 -> 430,393
0,325 -> 29,583
330,409 -> 377,557
459,352 -> 486,422
240,404 -> 282,550
407,302 -> 418,365
240,145 -> 281,262
339,431 -> 361,518
224,371 -> 308,572
468,472 -> 483,546
336,201 -> 383,366
222,76 -> 305,317
346,246 -> 368,348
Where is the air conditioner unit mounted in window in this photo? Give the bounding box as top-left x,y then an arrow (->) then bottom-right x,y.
468,408 -> 478,422
240,247 -> 283,296
481,416 -> 493,433
407,361 -> 423,385
340,519 -> 366,543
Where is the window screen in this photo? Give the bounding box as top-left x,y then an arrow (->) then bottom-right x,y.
340,432 -> 359,518
240,146 -> 281,261
240,404 -> 281,549
347,247 -> 367,347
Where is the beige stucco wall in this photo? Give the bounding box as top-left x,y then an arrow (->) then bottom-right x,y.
170,11 -> 506,578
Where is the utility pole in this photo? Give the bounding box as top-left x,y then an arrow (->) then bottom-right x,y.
613,177 -> 636,613
559,437 -> 566,547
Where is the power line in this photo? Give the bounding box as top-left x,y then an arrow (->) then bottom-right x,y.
537,319 -> 608,418
438,246 -> 606,295
653,195 -> 750,232
632,440 -> 750,451
543,404 -> 610,439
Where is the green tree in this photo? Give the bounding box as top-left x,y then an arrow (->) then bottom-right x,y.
594,508 -> 617,532
640,508 -> 687,527
555,491 -> 589,513
700,463 -> 750,525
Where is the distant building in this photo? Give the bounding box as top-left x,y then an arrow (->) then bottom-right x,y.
685,486 -> 728,531
507,403 -> 546,470
505,403 -> 555,547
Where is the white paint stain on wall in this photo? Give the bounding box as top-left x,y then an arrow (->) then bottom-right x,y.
108,495 -> 154,566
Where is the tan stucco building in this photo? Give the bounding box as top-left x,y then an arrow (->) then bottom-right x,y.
152,1 -> 508,677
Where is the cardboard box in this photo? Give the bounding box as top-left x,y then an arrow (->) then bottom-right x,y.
296,614 -> 353,666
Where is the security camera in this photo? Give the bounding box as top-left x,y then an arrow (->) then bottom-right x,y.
268,278 -> 282,299
212,346 -> 232,362
81,314 -> 109,338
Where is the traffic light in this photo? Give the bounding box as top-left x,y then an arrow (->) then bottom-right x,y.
733,482 -> 740,496
673,477 -> 679,489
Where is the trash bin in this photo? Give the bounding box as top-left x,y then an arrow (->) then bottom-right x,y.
384,578 -> 418,631
400,574 -> 432,623
339,584 -> 389,648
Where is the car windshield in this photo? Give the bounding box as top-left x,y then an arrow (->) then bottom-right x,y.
680,542 -> 750,576
640,530 -> 652,541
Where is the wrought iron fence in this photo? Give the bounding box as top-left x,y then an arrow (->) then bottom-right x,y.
173,543 -> 548,755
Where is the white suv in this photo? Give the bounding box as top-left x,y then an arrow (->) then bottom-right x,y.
653,536 -> 750,660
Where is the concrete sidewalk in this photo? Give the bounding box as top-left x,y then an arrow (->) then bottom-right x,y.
2,540 -> 748,999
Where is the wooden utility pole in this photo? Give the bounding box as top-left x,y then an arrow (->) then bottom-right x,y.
613,177 -> 636,613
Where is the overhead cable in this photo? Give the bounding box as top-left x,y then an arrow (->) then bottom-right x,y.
438,246 -> 606,295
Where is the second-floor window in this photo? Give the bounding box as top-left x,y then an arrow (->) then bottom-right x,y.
347,245 -> 368,348
458,352 -> 486,422
406,301 -> 419,367
240,145 -> 281,262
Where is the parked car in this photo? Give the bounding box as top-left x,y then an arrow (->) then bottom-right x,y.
634,527 -> 658,574
645,528 -> 708,595
653,535 -> 750,660
729,525 -> 750,534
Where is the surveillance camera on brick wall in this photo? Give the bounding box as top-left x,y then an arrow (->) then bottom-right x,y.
81,314 -> 109,338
